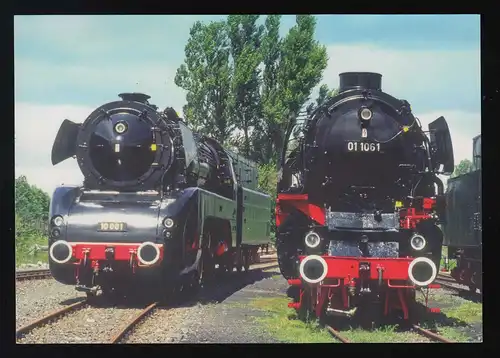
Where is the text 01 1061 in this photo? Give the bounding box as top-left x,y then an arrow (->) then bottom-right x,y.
346,141 -> 381,152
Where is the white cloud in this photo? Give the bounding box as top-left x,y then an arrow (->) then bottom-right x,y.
15,59 -> 187,113
15,103 -> 91,194
318,44 -> 480,114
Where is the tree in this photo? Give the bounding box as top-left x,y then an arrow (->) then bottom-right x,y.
306,83 -> 339,115
175,21 -> 233,144
15,176 -> 50,253
15,175 -> 50,228
451,159 -> 473,178
227,15 -> 264,157
260,15 -> 328,165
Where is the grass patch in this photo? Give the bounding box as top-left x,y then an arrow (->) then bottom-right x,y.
341,325 -> 424,343
443,301 -> 482,324
248,296 -> 334,343
16,251 -> 48,267
440,246 -> 457,271
436,326 -> 471,342
15,233 -> 48,267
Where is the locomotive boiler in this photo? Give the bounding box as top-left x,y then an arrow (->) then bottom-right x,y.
442,134 -> 482,293
276,72 -> 454,321
48,92 -> 271,298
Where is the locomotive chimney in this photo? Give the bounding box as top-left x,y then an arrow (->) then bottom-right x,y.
118,92 -> 151,104
339,72 -> 382,92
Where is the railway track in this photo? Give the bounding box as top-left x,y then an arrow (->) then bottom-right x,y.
16,259 -> 279,343
411,324 -> 455,343
16,299 -> 88,339
435,274 -> 481,298
326,325 -> 351,343
109,302 -> 160,343
324,323 -> 454,343
16,269 -> 52,281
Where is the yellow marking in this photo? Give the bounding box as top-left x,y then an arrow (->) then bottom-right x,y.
150,143 -> 157,151
402,126 -> 409,133
395,201 -> 403,208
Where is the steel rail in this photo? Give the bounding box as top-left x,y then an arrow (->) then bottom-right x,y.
16,299 -> 88,339
109,302 -> 159,343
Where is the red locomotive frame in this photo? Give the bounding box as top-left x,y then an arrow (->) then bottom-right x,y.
276,193 -> 441,320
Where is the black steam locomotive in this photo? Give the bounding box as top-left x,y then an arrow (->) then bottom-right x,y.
48,93 -> 271,298
442,134 -> 482,293
277,72 -> 454,320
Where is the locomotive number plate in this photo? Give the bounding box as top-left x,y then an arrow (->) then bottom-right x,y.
97,222 -> 127,232
346,141 -> 381,152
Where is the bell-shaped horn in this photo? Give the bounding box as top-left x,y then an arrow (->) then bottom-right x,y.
299,255 -> 328,284
408,256 -> 437,287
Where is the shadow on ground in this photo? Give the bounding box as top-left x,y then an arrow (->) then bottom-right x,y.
64,266 -> 279,310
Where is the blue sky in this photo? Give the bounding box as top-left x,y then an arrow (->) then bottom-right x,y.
14,14 -> 481,194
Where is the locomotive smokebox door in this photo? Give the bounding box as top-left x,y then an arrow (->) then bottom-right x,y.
51,119 -> 81,165
428,116 -> 454,175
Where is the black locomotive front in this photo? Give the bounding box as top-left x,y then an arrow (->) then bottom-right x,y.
302,72 -> 447,214
48,93 -> 223,295
278,72 -> 455,285
277,72 -> 456,321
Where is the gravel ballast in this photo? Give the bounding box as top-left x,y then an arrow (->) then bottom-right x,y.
16,278 -> 86,330
17,305 -> 147,344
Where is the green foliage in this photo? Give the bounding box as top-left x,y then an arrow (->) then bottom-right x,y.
258,163 -> 278,241
227,15 -> 264,157
176,15 -> 328,164
451,159 -> 473,178
259,15 -> 328,164
174,20 -> 233,143
306,83 -> 339,115
15,175 -> 50,264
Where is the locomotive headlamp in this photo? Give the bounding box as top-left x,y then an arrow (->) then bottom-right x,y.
359,107 -> 373,121
114,121 -> 128,134
163,217 -> 174,228
52,215 -> 64,227
410,234 -> 426,251
304,232 -> 321,249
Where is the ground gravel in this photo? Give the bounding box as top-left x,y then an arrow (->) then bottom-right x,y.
122,267 -> 283,344
121,306 -> 202,343
17,305 -> 147,344
16,278 -> 86,330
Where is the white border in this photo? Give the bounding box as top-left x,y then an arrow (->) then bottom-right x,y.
408,256 -> 437,287
137,241 -> 161,265
410,234 -> 426,251
304,232 -> 321,249
49,240 -> 73,264
299,255 -> 328,284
